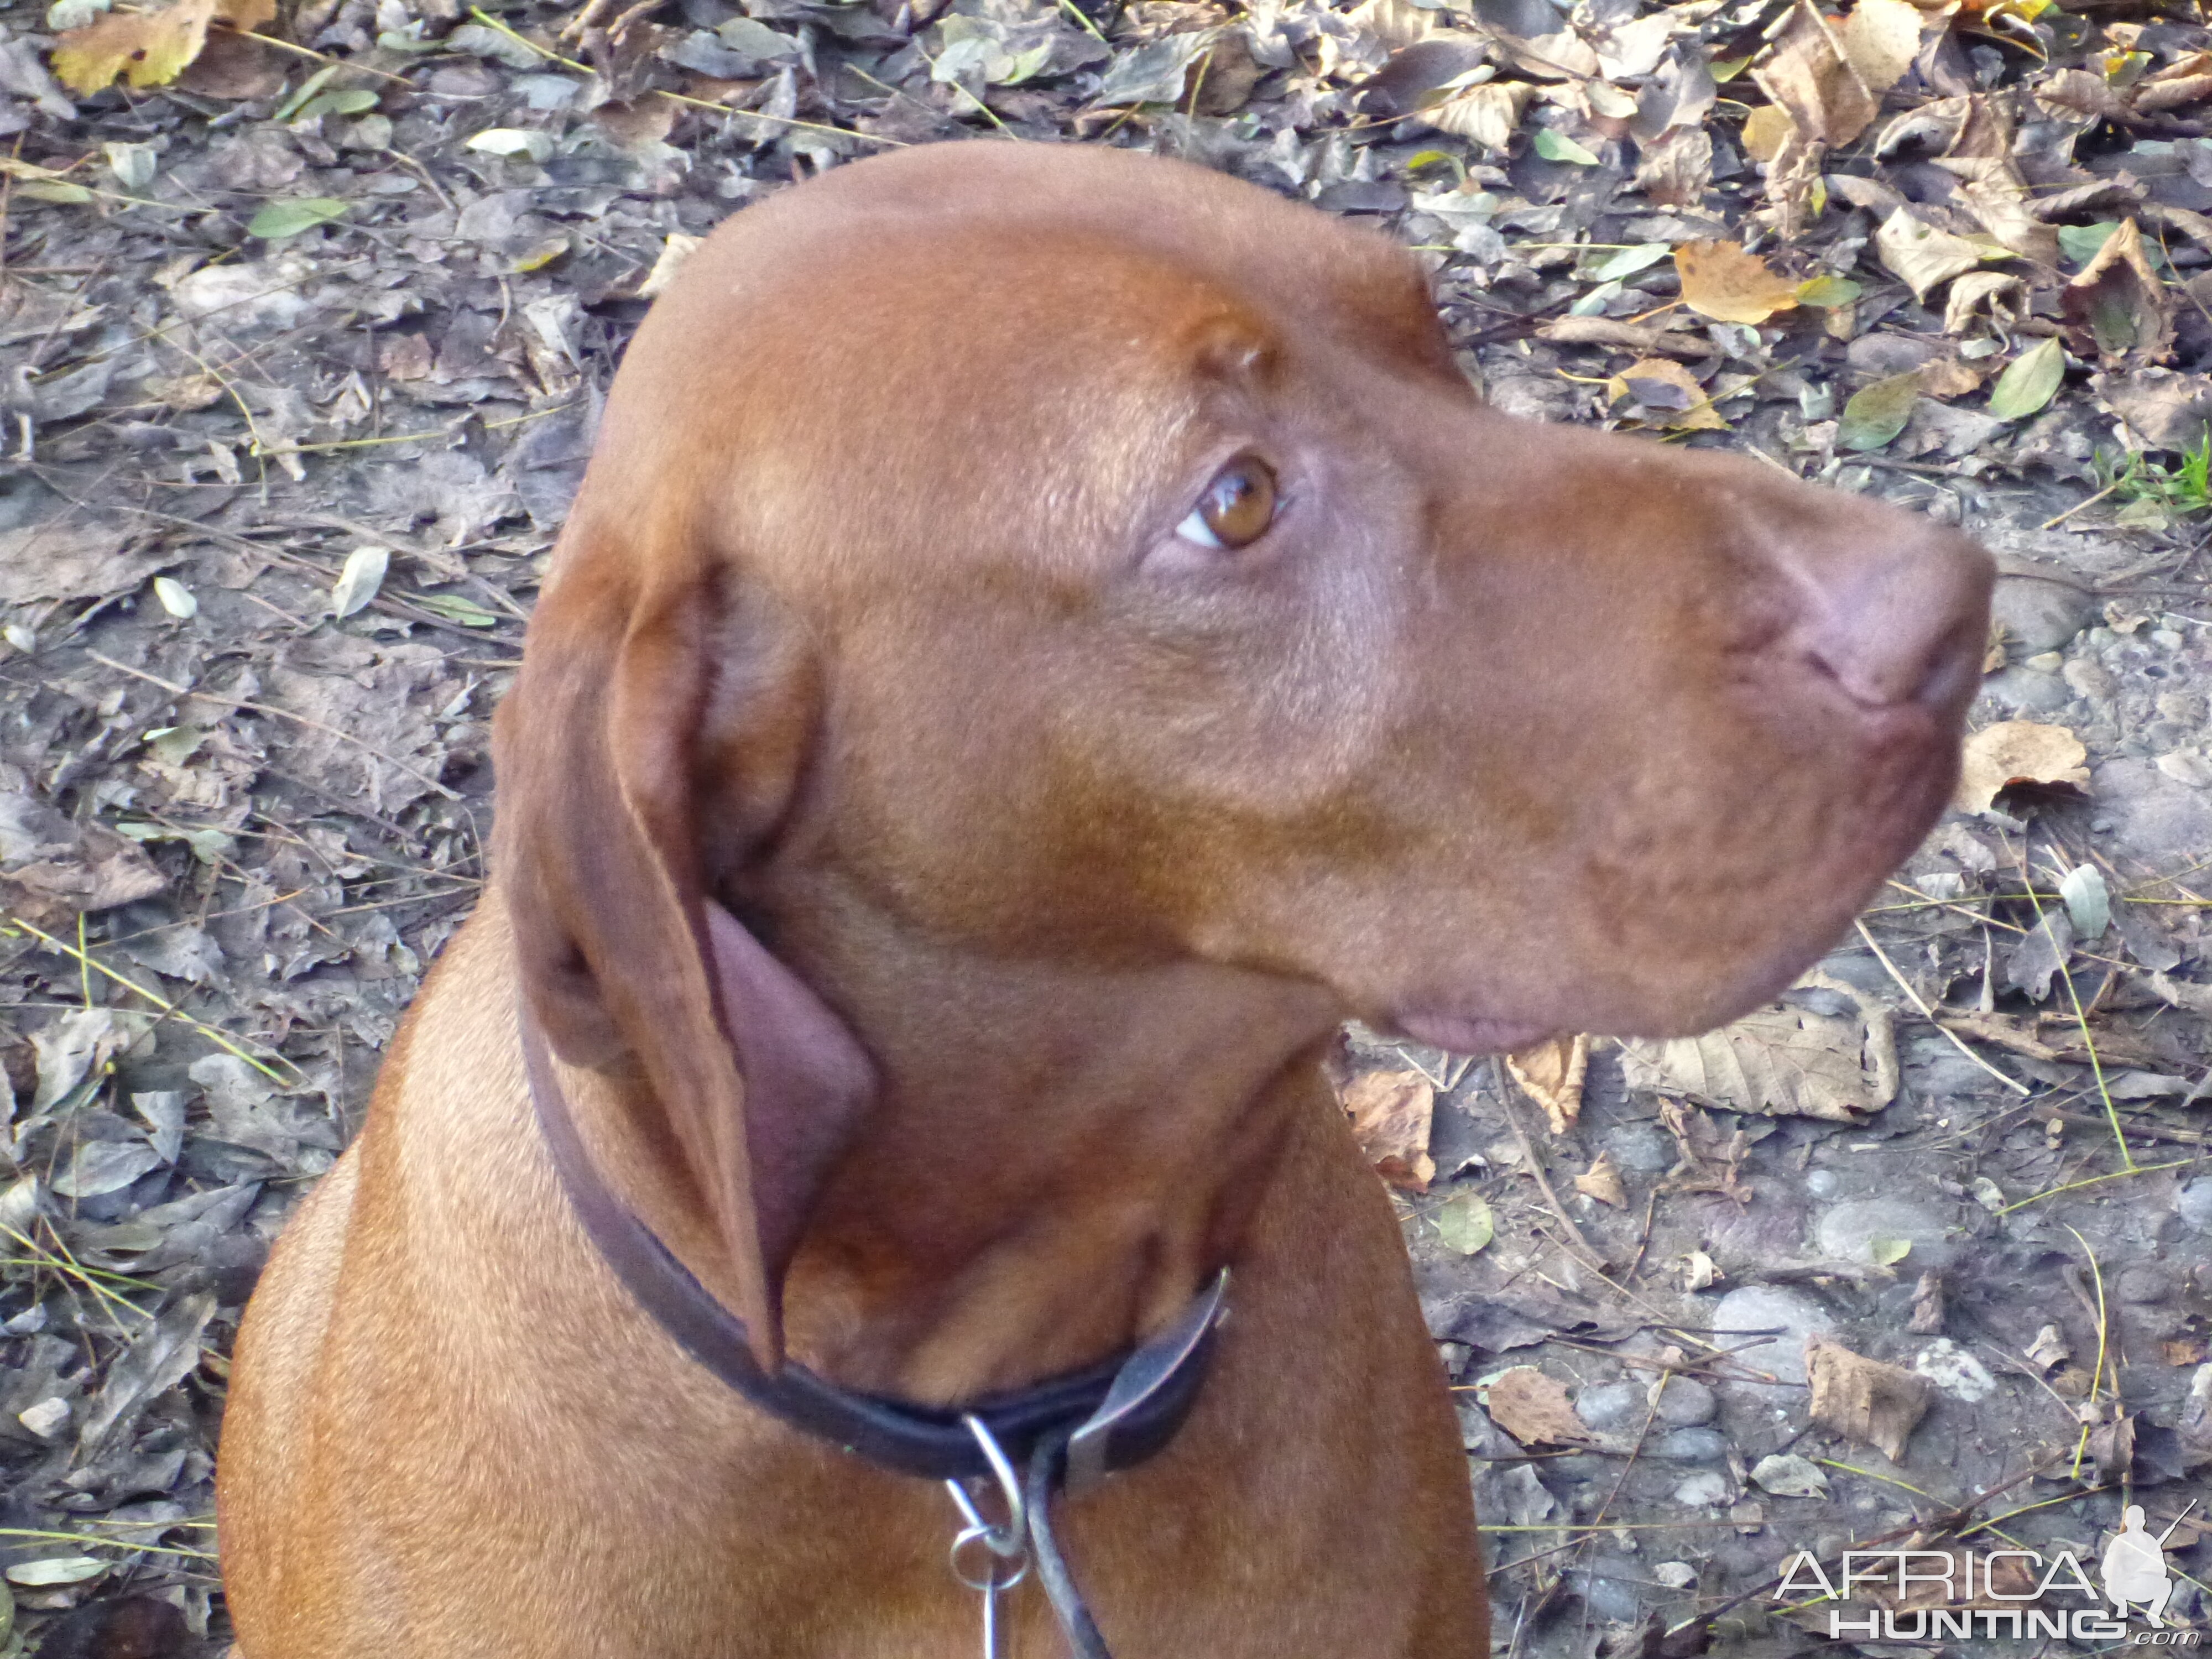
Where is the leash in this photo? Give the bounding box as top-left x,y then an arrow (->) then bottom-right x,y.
518,1005 -> 1228,1656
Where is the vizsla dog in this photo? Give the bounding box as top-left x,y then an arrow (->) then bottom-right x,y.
218,140 -> 1992,1657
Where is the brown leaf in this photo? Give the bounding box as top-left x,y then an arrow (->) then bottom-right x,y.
1507,1032 -> 1589,1133
1620,971 -> 1897,1121
1837,0 -> 1926,97
1635,126 -> 1712,208
1676,241 -> 1802,325
1573,1149 -> 1627,1208
1606,357 -> 1729,431
1806,1335 -> 1932,1460
50,0 -> 273,93
1876,206 -> 1991,301
2085,1413 -> 2135,1484
1954,720 -> 2090,812
1419,80 -> 1533,148
1338,1067 -> 1435,1191
1485,1366 -> 1601,1448
2062,220 -> 2172,366
1753,0 -> 1879,147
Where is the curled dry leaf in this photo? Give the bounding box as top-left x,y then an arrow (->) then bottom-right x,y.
1420,81 -> 1534,149
1954,720 -> 2090,811
1676,241 -> 1801,325
1876,207 -> 1993,302
1607,357 -> 1728,431
1485,1366 -> 1601,1448
1943,270 -> 2026,336
51,0 -> 274,92
1619,970 -> 1897,1121
1506,1032 -> 1588,1133
1573,1149 -> 1626,1208
1752,1 -> 1879,147
1338,1067 -> 1435,1191
1805,1334 -> 1932,1461
2063,219 -> 2173,366
1836,0 -> 1926,99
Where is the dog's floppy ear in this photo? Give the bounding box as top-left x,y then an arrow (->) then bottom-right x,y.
493,514 -> 872,1370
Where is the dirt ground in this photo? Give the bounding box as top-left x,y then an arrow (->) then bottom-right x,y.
2,0 -> 2211,1647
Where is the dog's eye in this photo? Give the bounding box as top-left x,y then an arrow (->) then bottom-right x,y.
1176,457 -> 1277,550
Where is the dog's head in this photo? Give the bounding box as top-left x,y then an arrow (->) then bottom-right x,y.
495,142 -> 1992,1361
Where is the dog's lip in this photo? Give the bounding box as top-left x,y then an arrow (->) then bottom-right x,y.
1386,1011 -> 1559,1055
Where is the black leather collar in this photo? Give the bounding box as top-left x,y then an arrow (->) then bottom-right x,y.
519,1004 -> 1227,1484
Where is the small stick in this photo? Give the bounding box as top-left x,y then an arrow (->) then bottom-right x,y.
1491,1059 -> 1608,1271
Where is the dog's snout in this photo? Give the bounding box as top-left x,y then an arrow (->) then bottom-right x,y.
1788,524 -> 1995,713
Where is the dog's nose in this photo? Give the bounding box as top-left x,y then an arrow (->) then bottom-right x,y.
1788,524 -> 1995,713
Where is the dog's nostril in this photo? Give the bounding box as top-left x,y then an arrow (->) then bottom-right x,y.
1792,534 -> 1995,712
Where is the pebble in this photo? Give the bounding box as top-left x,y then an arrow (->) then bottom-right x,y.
2063,657 -> 2116,702
1604,1123 -> 1674,1176
1980,664 -> 2072,715
1990,560 -> 2097,653
2117,1265 -> 2169,1303
1650,1428 -> 1729,1463
1815,1197 -> 1957,1269
1710,1287 -> 1836,1386
1913,1338 -> 1997,1402
2178,1177 -> 2212,1234
1804,1168 -> 1839,1198
1653,1376 -> 1717,1427
1577,1564 -> 1645,1624
1576,1381 -> 1647,1434
1673,1471 -> 1731,1507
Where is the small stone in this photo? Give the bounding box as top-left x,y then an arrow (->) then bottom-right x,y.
1711,1287 -> 1836,1386
1817,1198 -> 1958,1269
1805,1168 -> 1839,1198
2022,650 -> 2064,672
2156,752 -> 2212,789
2176,1177 -> 2212,1234
1578,1564 -> 1645,1624
2152,628 -> 2184,649
2063,658 -> 2116,702
17,1397 -> 69,1439
1650,1428 -> 1729,1462
1673,1470 -> 1731,1507
2117,1265 -> 2169,1303
1576,1381 -> 1647,1434
1653,1561 -> 1698,1589
1980,664 -> 2073,715
1653,1376 -> 1717,1427
1913,1337 -> 1997,1402
1604,1123 -> 1673,1176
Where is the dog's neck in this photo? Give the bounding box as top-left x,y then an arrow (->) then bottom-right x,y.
775,925 -> 1342,1401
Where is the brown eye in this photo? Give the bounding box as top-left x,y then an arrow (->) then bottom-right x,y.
1177,457 -> 1277,550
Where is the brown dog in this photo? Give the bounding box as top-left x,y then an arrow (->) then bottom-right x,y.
216,141 -> 1992,1657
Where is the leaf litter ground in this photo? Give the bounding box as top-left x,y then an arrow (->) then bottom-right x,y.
4,0 -> 2212,1648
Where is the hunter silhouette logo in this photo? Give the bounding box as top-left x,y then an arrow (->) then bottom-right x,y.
2102,1503 -> 2195,1630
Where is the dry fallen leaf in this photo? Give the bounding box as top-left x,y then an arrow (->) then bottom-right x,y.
1619,971 -> 1897,1121
1506,1033 -> 1588,1132
1606,358 -> 1729,430
1741,104 -> 1796,163
1422,82 -> 1535,150
1676,241 -> 1802,325
1876,207 -> 1993,302
1954,721 -> 2091,811
51,0 -> 274,92
2063,220 -> 2173,366
1806,1335 -> 1932,1460
1752,1 -> 1879,147
1338,1067 -> 1435,1191
1837,0 -> 1926,98
1485,1366 -> 1601,1448
1573,1149 -> 1626,1208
